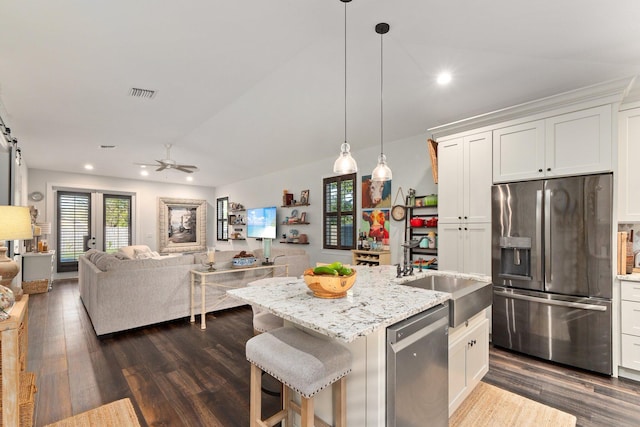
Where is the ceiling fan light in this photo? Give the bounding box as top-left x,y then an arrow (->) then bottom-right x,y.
371,154 -> 392,181
333,142 -> 358,174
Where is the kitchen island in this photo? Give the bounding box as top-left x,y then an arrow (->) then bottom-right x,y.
228,265 -> 490,426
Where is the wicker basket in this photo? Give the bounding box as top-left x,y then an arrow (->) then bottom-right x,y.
22,279 -> 49,294
0,371 -> 37,426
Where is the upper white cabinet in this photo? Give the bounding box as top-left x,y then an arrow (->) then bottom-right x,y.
492,120 -> 545,183
618,107 -> 640,221
493,105 -> 612,183
438,131 -> 492,224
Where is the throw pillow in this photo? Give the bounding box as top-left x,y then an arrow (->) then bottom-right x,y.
135,249 -> 153,259
118,245 -> 152,260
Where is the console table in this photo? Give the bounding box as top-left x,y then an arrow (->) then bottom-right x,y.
190,264 -> 288,329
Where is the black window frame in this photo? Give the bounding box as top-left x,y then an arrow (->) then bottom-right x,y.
323,173 -> 357,250
216,196 -> 229,241
56,190 -> 91,273
103,194 -> 132,253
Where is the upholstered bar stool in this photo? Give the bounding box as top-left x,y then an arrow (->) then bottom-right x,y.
246,277 -> 296,335
246,326 -> 353,427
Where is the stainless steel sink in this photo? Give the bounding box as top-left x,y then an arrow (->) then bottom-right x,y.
401,275 -> 492,327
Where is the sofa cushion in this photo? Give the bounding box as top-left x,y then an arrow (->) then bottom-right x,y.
118,245 -> 153,260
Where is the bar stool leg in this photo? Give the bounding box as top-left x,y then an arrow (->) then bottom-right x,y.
334,377 -> 347,427
250,364 -> 262,427
284,386 -> 294,427
301,397 -> 314,427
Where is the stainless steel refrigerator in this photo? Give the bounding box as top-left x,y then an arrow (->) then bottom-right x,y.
491,173 -> 613,375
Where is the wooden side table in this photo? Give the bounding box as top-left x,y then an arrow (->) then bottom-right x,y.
0,295 -> 30,426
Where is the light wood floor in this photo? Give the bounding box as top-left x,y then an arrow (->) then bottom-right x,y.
26,279 -> 640,426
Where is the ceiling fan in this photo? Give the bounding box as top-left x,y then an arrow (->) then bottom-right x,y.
135,144 -> 198,173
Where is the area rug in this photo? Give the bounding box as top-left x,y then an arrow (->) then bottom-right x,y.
450,382 -> 577,427
44,398 -> 141,427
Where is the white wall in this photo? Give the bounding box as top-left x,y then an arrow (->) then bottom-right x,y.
214,132 -> 437,267
27,131 -> 437,275
28,169 -> 216,277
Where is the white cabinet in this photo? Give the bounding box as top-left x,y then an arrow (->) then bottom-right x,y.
438,131 -> 492,224
621,280 -> 640,372
493,105 -> 612,183
618,107 -> 640,221
437,223 -> 491,275
448,313 -> 489,415
21,251 -> 55,291
437,131 -> 492,275
493,120 -> 545,183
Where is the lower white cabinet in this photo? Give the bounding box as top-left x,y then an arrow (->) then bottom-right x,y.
437,222 -> 491,275
448,312 -> 489,415
621,280 -> 640,373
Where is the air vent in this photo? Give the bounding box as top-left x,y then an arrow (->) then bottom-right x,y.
128,87 -> 157,99
99,145 -> 117,149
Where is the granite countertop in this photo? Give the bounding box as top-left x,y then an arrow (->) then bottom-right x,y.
228,265 -> 490,343
618,274 -> 640,282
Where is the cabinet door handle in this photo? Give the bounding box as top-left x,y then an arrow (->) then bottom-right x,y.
458,216 -> 462,220
547,167 -> 551,172
458,227 -> 462,231
538,168 -> 543,172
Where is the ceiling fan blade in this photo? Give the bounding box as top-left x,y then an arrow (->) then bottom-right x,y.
156,165 -> 168,172
176,166 -> 196,173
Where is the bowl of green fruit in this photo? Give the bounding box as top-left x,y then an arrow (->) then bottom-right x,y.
303,262 -> 356,299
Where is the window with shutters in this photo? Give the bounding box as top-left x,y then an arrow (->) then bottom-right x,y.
323,173 -> 356,250
217,197 -> 229,240
103,194 -> 132,253
57,191 -> 91,272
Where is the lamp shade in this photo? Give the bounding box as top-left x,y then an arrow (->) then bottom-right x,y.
0,206 -> 33,240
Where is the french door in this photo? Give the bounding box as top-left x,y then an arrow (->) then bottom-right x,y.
56,190 -> 133,272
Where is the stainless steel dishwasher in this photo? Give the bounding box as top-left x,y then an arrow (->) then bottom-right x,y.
387,302 -> 449,427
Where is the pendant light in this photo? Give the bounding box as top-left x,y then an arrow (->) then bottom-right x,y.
333,0 -> 358,174
371,22 -> 392,182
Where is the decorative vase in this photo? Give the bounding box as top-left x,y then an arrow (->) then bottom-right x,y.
0,285 -> 16,320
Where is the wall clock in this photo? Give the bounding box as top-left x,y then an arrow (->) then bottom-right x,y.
391,205 -> 406,221
29,191 -> 44,202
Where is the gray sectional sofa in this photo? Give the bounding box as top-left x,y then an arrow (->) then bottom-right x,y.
79,246 -> 309,336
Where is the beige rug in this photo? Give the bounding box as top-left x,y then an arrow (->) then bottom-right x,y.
450,382 -> 577,427
44,398 -> 141,427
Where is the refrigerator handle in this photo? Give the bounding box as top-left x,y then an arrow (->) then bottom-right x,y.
544,188 -> 551,286
536,189 -> 543,280
494,288 -> 607,312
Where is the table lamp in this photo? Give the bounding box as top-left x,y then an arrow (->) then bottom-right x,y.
0,206 -> 33,299
36,222 -> 51,252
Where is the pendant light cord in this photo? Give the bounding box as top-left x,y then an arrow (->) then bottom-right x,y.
344,0 -> 348,144
380,29 -> 384,157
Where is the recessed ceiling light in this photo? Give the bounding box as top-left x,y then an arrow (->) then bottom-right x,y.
186,176 -> 193,182
437,72 -> 452,85
84,164 -> 94,170
140,170 -> 149,177
139,165 -> 147,169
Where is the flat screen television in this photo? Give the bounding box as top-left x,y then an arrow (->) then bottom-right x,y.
246,206 -> 277,239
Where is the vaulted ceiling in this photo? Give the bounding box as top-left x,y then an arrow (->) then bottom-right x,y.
1,1 -> 639,186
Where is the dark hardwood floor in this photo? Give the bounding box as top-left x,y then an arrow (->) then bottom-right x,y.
26,279 -> 640,426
